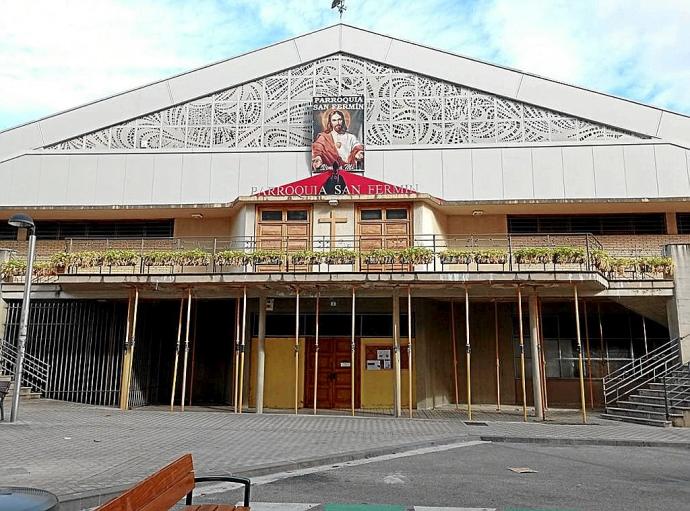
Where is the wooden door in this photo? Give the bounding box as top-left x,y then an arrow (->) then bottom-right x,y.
358,204 -> 411,270
305,338 -> 360,409
256,206 -> 311,270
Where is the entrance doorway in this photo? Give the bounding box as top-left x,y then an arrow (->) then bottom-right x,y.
304,338 -> 360,409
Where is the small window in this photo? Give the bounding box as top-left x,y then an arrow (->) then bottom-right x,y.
360,210 -> 382,220
261,210 -> 282,221
287,210 -> 308,221
386,209 -> 408,220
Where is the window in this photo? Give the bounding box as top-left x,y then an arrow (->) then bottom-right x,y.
286,210 -> 308,221
508,214 -> 666,235
261,210 -> 282,221
360,210 -> 382,221
31,220 -> 174,240
677,213 -> 690,234
0,224 -> 18,240
386,209 -> 408,220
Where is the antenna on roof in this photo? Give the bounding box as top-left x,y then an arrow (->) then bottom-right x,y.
331,0 -> 346,20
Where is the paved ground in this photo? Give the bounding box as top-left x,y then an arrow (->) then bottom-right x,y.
1,399 -> 690,509
197,441 -> 690,510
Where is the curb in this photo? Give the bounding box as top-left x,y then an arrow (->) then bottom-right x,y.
480,435 -> 690,449
57,435 -> 479,511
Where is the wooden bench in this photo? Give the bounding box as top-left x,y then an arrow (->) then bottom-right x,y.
96,453 -> 250,511
0,380 -> 10,421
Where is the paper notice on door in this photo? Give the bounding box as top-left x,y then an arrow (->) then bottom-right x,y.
340,361 -> 351,368
377,349 -> 391,361
367,360 -> 381,370
383,360 -> 391,369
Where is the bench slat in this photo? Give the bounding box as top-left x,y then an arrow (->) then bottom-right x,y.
97,454 -> 195,511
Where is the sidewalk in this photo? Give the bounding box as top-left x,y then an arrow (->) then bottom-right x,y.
1,399 -> 689,509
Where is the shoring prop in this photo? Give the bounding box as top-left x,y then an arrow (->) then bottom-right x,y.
392,287 -> 402,417
119,288 -> 138,410
238,285 -> 247,413
313,290 -> 320,415
642,315 -> 649,355
494,300 -> 501,411
464,286 -> 472,421
450,299 -> 460,409
598,303 -> 608,375
294,286 -> 300,415
517,286 -> 527,422
583,301 -> 594,409
180,288 -> 192,412
170,298 -> 184,411
407,285 -> 413,419
537,297 -> 548,414
233,298 -> 240,413
574,285 -> 588,424
351,286 -> 356,417
188,298 -> 199,407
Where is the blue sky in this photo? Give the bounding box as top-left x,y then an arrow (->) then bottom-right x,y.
1,0 -> 689,131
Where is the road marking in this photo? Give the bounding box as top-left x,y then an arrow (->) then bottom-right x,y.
415,507 -> 495,511
242,504 -> 318,510
383,473 -> 408,484
194,440 -> 488,498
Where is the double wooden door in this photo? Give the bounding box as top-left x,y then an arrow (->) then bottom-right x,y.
358,204 -> 411,270
256,206 -> 311,270
304,338 -> 360,409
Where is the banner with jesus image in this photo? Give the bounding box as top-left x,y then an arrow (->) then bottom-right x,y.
311,96 -> 365,173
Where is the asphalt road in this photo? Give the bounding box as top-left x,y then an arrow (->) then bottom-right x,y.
199,441 -> 690,510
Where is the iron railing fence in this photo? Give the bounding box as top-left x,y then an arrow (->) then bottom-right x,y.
0,232 -> 673,281
0,337 -> 50,394
603,338 -> 683,406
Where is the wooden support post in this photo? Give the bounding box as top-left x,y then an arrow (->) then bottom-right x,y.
188,302 -> 198,407
238,286 -> 247,413
393,288 -> 402,418
642,315 -> 648,355
170,298 -> 184,411
407,285 -> 413,419
314,291 -> 320,415
538,298 -> 548,413
233,298 -> 240,413
464,287 -> 472,421
180,289 -> 192,412
450,299 -> 459,409
574,285 -> 587,424
598,303 -> 608,376
351,286 -> 356,417
494,301 -> 501,411
528,293 -> 543,420
517,286 -> 527,422
294,286 -> 300,415
119,289 -> 139,410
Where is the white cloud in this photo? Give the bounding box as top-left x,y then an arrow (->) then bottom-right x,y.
0,0 -> 688,131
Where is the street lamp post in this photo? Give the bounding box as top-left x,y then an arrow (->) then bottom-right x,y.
7,213 -> 36,423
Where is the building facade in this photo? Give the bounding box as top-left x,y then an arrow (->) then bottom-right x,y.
1,25 -> 690,417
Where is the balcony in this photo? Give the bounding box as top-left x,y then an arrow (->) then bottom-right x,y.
0,233 -> 674,285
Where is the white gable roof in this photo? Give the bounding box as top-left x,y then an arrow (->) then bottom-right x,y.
1,23 -> 689,161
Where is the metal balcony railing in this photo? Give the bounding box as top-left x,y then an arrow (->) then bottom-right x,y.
0,232 -> 674,281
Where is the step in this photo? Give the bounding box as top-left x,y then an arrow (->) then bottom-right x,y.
600,413 -> 672,427
616,400 -> 687,417
605,406 -> 669,420
627,395 -> 690,411
649,382 -> 690,390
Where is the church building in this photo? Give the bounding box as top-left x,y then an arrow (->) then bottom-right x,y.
1,25 -> 689,421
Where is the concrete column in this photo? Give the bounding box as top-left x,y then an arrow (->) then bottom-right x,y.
255,296 -> 266,413
392,289 -> 402,417
664,244 -> 690,363
528,294 -> 543,420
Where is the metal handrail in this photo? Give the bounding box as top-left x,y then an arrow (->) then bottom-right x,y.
0,338 -> 50,394
602,338 -> 682,405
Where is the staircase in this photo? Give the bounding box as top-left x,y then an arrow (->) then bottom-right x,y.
602,338 -> 690,427
0,339 -> 50,402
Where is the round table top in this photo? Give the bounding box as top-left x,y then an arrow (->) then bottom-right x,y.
0,487 -> 59,511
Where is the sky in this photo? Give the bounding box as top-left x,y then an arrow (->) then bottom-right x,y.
1,0 -> 689,131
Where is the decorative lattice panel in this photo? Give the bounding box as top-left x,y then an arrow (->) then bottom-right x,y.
47,54 -> 646,150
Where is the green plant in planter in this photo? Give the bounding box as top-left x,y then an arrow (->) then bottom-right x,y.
552,246 -> 586,264
637,256 -> 674,275
102,249 -> 139,266
474,249 -> 508,265
248,250 -> 283,265
439,249 -> 475,265
399,246 -> 434,265
1,259 -> 56,279
363,248 -> 401,264
33,261 -> 57,277
513,247 -> 553,264
323,248 -> 357,265
289,250 -> 322,265
142,250 -> 175,266
214,250 -> 249,267
50,251 -> 73,270
608,256 -> 636,276
590,249 -> 611,272
176,248 -> 210,266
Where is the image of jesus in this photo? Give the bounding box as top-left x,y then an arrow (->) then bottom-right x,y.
311,110 -> 364,171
